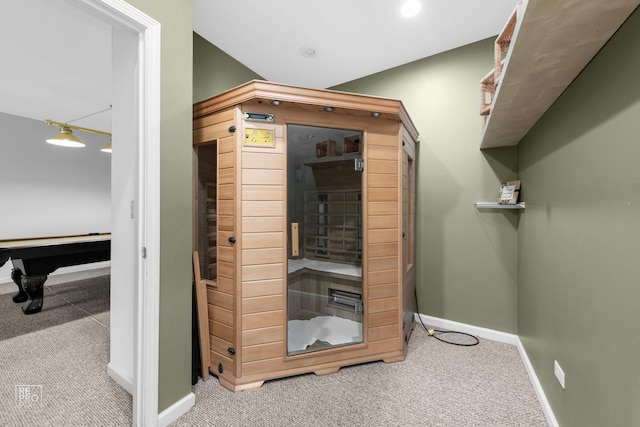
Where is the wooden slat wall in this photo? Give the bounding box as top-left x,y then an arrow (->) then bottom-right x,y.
366,129 -> 403,348
235,116 -> 408,379
240,123 -> 286,373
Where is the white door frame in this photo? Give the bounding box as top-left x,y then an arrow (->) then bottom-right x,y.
75,0 -> 161,425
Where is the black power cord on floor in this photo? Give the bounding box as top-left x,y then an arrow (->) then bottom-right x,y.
416,311 -> 479,346
415,289 -> 480,347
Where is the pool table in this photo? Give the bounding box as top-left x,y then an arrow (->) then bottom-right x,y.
0,234 -> 110,314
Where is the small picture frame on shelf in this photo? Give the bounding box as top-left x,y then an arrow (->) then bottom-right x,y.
498,180 -> 521,204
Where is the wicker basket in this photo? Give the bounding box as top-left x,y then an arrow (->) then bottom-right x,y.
480,68 -> 496,127
494,4 -> 519,83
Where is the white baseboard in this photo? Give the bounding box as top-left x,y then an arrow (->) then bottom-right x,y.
0,261 -> 111,284
158,392 -> 195,427
108,363 -> 195,426
51,260 -> 111,275
416,313 -> 558,427
516,338 -> 559,427
107,362 -> 133,395
415,313 -> 519,345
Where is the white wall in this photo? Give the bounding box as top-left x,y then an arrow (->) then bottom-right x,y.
0,112 -> 111,281
106,25 -> 138,393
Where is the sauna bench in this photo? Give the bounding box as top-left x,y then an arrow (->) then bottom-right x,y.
286,258 -> 364,327
287,258 -> 362,278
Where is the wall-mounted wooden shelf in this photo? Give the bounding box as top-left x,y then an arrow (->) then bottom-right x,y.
475,202 -> 525,210
480,0 -> 640,149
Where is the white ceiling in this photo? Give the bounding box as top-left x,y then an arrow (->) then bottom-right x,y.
0,0 -> 112,132
0,0 -> 519,133
194,0 -> 520,88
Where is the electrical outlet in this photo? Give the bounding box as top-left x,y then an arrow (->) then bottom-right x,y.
554,360 -> 566,389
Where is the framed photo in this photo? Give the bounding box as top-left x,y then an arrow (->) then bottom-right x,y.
499,180 -> 521,204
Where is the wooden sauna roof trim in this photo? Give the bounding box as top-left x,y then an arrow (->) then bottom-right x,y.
193,80 -> 419,142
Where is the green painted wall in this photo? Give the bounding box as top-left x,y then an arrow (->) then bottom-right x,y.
333,39 -> 519,333
517,8 -> 640,427
193,32 -> 263,103
124,0 -> 193,412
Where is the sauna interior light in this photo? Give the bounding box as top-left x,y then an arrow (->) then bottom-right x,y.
270,100 -> 281,106
46,126 -> 86,148
323,106 -> 335,112
401,0 -> 421,17
370,112 -> 381,118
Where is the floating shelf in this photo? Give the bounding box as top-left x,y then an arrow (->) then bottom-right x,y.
480,0 -> 640,149
475,202 -> 525,210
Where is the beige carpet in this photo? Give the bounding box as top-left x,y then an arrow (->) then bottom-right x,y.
0,274 -> 132,426
174,325 -> 548,427
0,272 -> 548,426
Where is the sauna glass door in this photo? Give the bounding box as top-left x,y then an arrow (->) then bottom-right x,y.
286,124 -> 364,356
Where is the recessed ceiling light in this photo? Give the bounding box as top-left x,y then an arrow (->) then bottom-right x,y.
300,45 -> 318,58
401,0 -> 421,18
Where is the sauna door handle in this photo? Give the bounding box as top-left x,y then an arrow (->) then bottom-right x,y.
228,236 -> 236,244
291,223 -> 299,257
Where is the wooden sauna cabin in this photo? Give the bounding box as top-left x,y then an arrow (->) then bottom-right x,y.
192,80 -> 418,391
